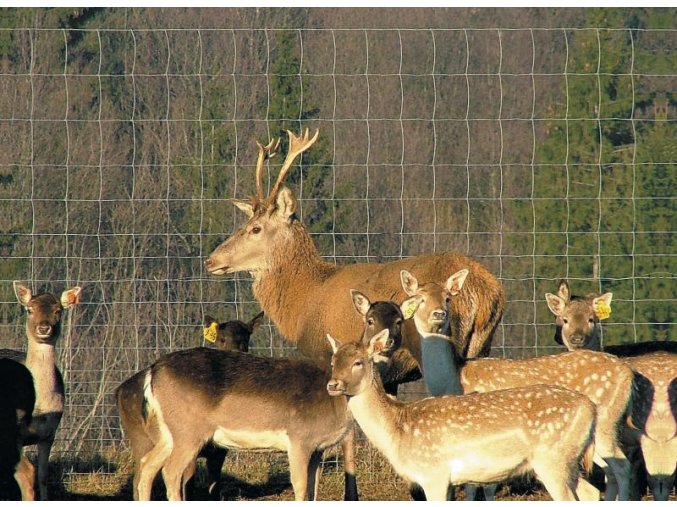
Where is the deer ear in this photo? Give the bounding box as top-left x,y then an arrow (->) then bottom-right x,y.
595,292 -> 613,307
61,287 -> 82,309
13,281 -> 32,307
232,199 -> 254,217
545,293 -> 565,316
350,289 -> 371,317
326,334 -> 342,354
249,311 -> 265,331
557,279 -> 570,301
445,269 -> 469,296
400,296 -> 422,320
368,329 -> 390,357
400,270 -> 418,296
204,315 -> 218,328
275,187 -> 297,220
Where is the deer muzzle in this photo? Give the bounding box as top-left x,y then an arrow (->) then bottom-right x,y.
326,379 -> 346,396
204,257 -> 229,276
36,325 -> 52,338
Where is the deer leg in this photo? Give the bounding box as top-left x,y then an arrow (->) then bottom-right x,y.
36,438 -> 53,500
204,443 -> 228,499
418,479 -> 450,501
574,476 -> 601,501
341,426 -> 359,500
180,457 -> 197,500
287,443 -> 312,501
137,439 -> 173,501
161,444 -> 201,501
463,484 -> 479,500
593,449 -> 630,500
532,461 -> 577,501
15,455 -> 35,501
306,450 -> 323,501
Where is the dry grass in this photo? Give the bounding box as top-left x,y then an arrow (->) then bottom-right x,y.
44,444 -> 589,501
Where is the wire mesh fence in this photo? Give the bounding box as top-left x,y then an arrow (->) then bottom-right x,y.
1,9 -> 675,490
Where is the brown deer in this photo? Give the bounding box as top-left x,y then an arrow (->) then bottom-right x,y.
401,270 -> 634,500
326,330 -> 600,501
0,358 -> 36,500
622,352 -> 677,501
0,281 -> 81,500
134,344 -> 395,501
204,129 -> 505,375
116,312 -> 264,500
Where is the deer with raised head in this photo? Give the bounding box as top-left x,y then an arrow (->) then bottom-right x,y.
204,128 -> 505,372
0,281 -> 81,500
0,358 -> 36,500
400,270 -> 635,500
116,312 -> 264,500
326,329 -> 600,501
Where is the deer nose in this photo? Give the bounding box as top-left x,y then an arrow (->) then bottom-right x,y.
431,310 -> 446,321
204,258 -> 213,270
36,325 -> 52,336
326,379 -> 345,395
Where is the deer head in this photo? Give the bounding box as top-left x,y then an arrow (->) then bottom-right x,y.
349,289 -> 404,356
14,281 -> 81,345
202,311 -> 264,353
205,129 -> 319,277
326,329 -> 390,397
545,279 -> 612,351
399,269 -> 469,335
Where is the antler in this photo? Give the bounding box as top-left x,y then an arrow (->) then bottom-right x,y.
267,128 -> 320,203
254,137 -> 281,201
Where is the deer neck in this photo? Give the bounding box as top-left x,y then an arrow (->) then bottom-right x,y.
25,331 -> 64,413
415,320 -> 463,396
346,370 -> 401,460
252,224 -> 336,340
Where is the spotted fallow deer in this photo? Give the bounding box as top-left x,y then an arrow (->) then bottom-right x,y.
546,280 -> 677,500
400,270 -> 634,500
204,129 -> 505,373
134,343 -> 399,502
116,312 -> 264,500
0,281 -> 81,500
0,358 -> 36,500
326,330 -> 600,501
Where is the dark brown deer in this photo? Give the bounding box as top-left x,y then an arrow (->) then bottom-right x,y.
116,312 -> 264,500
134,346 -> 388,501
401,271 -> 635,500
0,358 -> 36,500
204,129 -> 505,377
0,281 -> 81,500
326,330 -> 600,501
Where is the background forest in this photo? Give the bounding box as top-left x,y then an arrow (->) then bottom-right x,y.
0,6 -> 674,479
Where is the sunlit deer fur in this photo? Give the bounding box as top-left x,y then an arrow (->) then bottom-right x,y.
135,348 -> 361,501
327,330 -> 599,501
401,271 -> 635,500
204,129 -> 505,373
546,280 -> 677,500
0,281 -> 81,500
0,358 -> 36,500
116,312 -> 263,500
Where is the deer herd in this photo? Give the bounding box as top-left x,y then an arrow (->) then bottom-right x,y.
2,129 -> 675,501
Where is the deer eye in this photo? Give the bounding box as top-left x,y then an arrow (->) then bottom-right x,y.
251,226 -> 262,235
562,318 -> 569,324
588,318 -> 594,324
367,318 -> 374,326
353,360 -> 364,368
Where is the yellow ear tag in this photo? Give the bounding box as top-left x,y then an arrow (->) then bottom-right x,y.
594,300 -> 611,320
402,299 -> 418,320
203,322 -> 219,343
